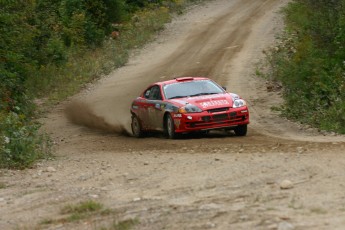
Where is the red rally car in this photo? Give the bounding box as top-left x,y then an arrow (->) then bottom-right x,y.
130,77 -> 249,138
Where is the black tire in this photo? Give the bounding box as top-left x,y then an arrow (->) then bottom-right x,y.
165,114 -> 178,139
234,124 -> 247,136
131,115 -> 144,138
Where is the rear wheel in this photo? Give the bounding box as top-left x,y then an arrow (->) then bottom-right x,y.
234,124 -> 247,136
131,115 -> 144,138
165,114 -> 178,139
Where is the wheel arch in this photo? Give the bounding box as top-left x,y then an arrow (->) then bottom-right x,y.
163,112 -> 171,128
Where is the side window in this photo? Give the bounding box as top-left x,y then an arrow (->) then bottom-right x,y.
144,85 -> 162,100
150,86 -> 162,100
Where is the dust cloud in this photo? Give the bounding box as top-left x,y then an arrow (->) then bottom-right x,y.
65,101 -> 131,136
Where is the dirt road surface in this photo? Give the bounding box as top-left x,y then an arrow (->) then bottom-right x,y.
1,0 -> 345,229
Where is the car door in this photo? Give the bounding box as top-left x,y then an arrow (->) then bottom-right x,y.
136,85 -> 162,130
136,85 -> 163,130
148,85 -> 165,130
136,87 -> 153,130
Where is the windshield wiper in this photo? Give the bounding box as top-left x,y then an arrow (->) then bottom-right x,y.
169,95 -> 187,99
189,92 -> 219,97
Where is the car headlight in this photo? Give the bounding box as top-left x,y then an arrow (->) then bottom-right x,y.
178,104 -> 202,113
233,99 -> 246,108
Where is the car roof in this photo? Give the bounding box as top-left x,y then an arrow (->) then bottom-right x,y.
155,77 -> 210,86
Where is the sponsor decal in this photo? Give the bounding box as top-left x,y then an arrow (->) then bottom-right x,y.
174,119 -> 181,129
174,114 -> 182,118
132,105 -> 139,109
200,100 -> 230,108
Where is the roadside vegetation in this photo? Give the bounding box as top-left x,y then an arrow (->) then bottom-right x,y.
261,0 -> 345,133
40,200 -> 138,229
0,0 -> 202,169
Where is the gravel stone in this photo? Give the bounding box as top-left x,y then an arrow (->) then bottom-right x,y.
280,180 -> 294,189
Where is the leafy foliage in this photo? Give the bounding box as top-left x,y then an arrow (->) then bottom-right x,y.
0,112 -> 51,169
0,1 -> 36,114
0,0 -> 198,169
263,0 -> 345,133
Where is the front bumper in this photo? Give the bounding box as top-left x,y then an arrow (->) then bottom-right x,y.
173,107 -> 249,133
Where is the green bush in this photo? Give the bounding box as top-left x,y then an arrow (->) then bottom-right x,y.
0,112 -> 51,169
58,0 -> 127,47
262,0 -> 345,133
25,4 -> 172,102
0,0 -> 36,113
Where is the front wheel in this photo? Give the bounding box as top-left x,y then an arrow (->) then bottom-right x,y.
234,124 -> 247,136
165,114 -> 178,139
131,115 -> 144,138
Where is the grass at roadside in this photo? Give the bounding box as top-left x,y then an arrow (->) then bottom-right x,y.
60,200 -> 104,222
40,200 -> 138,229
100,219 -> 139,230
0,182 -> 6,189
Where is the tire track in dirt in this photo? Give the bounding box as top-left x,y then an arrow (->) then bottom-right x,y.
135,0 -> 277,79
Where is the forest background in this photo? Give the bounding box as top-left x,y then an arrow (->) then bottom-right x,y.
0,0 -> 195,168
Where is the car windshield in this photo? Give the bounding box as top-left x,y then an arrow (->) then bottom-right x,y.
163,80 -> 224,99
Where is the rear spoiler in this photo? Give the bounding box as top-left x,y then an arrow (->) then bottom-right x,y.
174,77 -> 194,81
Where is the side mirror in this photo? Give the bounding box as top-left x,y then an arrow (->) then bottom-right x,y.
144,90 -> 151,98
222,86 -> 227,91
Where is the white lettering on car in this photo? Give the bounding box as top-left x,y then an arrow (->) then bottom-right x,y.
200,100 -> 229,108
193,95 -> 226,100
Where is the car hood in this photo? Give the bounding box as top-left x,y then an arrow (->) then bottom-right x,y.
170,93 -> 238,110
